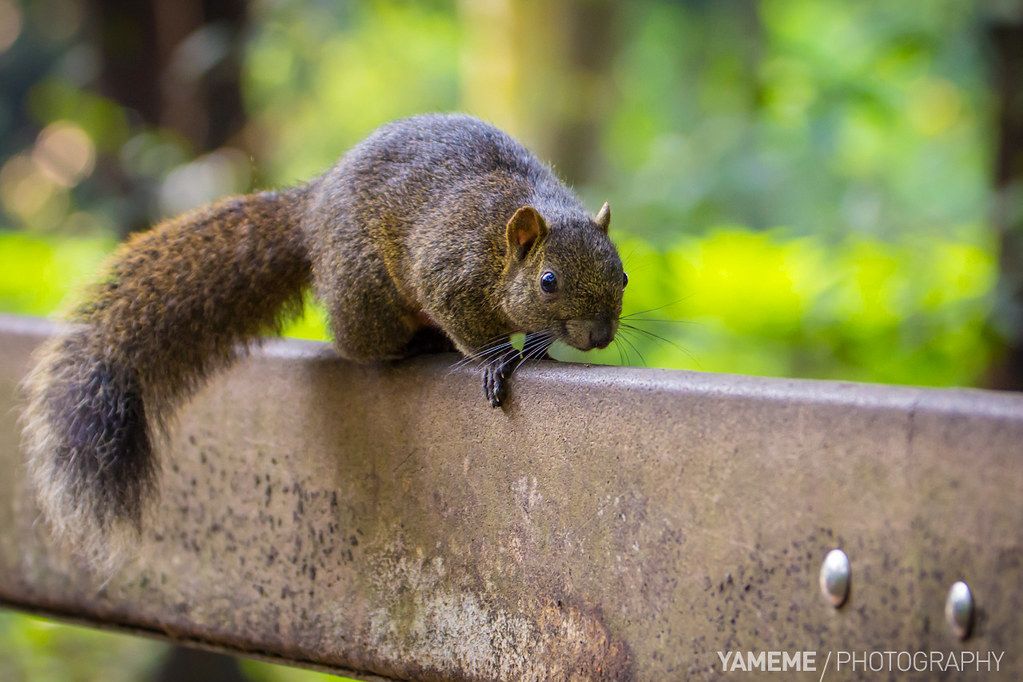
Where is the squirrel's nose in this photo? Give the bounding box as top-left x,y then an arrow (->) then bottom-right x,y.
589,320 -> 614,349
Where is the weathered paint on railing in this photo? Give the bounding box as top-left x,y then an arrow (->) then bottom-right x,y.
0,314 -> 1020,680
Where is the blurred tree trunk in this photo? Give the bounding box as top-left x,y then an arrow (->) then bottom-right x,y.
533,0 -> 619,185
89,0 -> 247,149
86,0 -> 249,234
458,0 -> 621,187
987,18 -> 1023,390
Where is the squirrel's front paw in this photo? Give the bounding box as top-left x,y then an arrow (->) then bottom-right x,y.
483,364 -> 509,408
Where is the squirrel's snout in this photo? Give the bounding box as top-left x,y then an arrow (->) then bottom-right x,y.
560,321 -> 613,351
588,319 -> 616,350
564,318 -> 617,350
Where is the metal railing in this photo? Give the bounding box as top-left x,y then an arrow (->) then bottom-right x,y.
0,315 -> 1019,680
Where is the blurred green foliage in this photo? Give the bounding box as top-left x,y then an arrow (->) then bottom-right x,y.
0,0 -> 1000,387
0,611 -> 351,682
0,0 -> 1013,679
578,228 -> 996,385
0,230 -> 114,314
0,612 -> 163,681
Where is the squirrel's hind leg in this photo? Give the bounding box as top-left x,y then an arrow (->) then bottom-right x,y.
318,253 -> 420,362
327,296 -> 420,362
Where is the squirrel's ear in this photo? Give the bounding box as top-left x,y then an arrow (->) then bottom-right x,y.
506,206 -> 548,260
595,201 -> 611,234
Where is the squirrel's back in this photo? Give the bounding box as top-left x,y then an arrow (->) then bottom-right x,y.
312,114 -> 584,235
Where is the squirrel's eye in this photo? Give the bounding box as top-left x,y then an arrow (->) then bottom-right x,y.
623,272 -> 629,289
540,271 -> 558,293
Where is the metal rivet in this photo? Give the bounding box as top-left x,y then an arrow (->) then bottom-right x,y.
945,581 -> 973,640
819,549 -> 850,608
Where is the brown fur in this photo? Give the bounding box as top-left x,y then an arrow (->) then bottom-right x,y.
22,188 -> 311,567
21,114 -> 625,566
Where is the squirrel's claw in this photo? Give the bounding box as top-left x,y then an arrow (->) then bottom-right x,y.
484,364 -> 507,407
483,337 -> 553,407
484,352 -> 523,408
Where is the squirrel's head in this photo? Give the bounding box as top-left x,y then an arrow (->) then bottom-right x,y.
501,202 -> 625,351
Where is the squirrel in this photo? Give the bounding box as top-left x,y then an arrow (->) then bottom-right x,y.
20,113 -> 626,565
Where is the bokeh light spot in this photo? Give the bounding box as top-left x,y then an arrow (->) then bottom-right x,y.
32,121 -> 96,187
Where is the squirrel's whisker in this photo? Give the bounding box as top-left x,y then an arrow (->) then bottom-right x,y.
449,333 -> 519,370
460,340 -> 512,363
619,317 -> 696,325
619,323 -> 700,365
521,334 -> 556,364
450,346 -> 512,373
616,336 -> 636,366
619,297 -> 692,320
619,323 -> 684,352
615,330 -> 648,367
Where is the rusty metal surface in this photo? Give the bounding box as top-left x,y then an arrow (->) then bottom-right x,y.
0,313 -> 1020,681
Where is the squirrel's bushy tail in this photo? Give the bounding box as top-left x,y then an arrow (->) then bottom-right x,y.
22,188 -> 312,566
